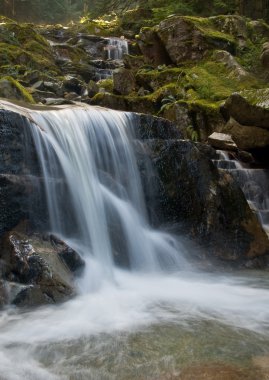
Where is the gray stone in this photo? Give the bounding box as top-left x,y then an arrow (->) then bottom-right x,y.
208,132 -> 237,151
113,68 -> 136,95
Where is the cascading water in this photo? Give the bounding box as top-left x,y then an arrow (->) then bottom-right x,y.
105,37 -> 128,60
214,150 -> 269,236
1,104 -> 269,380
28,105 -> 186,285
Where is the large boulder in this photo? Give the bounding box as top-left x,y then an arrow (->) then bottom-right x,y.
220,118 -> 269,151
208,132 -> 237,151
222,90 -> 269,129
152,16 -> 236,65
0,223 -> 84,307
221,90 -> 269,163
145,139 -> 269,266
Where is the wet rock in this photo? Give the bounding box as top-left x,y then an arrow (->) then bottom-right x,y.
0,109 -> 46,234
238,150 -> 255,164
0,280 -> 8,307
147,139 -> 269,266
208,132 -> 237,151
134,113 -> 182,140
0,224 -> 76,307
58,246 -> 85,274
113,68 -> 136,95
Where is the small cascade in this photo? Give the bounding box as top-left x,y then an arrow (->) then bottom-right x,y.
214,150 -> 269,235
105,37 -> 129,60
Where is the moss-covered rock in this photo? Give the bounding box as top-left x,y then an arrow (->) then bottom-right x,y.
222,89 -> 269,129
154,16 -> 236,65
0,18 -> 58,79
0,76 -> 34,103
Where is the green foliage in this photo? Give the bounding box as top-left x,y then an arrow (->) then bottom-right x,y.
160,94 -> 176,112
186,125 -> 199,141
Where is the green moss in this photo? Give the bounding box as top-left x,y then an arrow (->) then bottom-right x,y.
0,76 -> 35,103
182,16 -> 236,45
183,59 -> 263,103
236,88 -> 269,107
136,67 -> 184,90
97,78 -> 113,92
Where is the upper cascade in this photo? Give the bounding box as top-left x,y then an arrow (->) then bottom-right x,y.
105,37 -> 129,60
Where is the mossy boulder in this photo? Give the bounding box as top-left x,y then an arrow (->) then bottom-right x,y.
91,92 -> 158,114
144,16 -> 237,66
222,89 -> 269,129
0,76 -> 34,103
0,19 -> 58,77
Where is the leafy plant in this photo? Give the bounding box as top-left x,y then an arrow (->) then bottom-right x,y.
186,125 -> 199,141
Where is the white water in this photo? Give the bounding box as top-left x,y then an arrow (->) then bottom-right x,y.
1,105 -> 269,379
106,38 -> 128,60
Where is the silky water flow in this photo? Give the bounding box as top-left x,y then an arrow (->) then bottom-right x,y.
0,105 -> 269,380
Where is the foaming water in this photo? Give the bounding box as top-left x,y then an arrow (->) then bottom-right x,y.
0,270 -> 269,379
0,104 -> 269,379
28,106 -> 187,281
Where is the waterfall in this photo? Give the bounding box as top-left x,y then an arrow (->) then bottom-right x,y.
27,105 -> 186,286
1,104 -> 269,380
106,37 -> 128,60
214,150 -> 269,236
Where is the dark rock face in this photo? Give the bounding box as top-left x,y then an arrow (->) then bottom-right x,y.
133,113 -> 182,140
144,139 -> 269,266
0,109 -> 45,235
